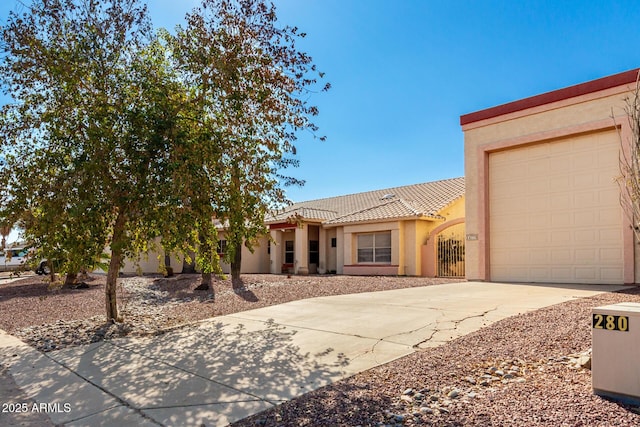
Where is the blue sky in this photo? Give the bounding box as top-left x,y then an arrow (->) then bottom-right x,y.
3,0 -> 640,207
160,0 -> 640,202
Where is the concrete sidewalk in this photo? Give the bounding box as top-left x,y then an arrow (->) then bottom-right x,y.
0,281 -> 629,426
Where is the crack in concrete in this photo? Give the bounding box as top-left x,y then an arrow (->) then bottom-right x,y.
412,307 -> 498,349
226,307 -> 499,370
225,314 -> 384,343
348,311 -> 447,366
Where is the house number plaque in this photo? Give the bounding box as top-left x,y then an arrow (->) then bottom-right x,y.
593,314 -> 629,332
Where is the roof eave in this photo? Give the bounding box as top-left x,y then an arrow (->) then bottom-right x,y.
322,214 -> 439,228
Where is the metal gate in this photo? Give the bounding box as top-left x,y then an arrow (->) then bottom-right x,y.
436,223 -> 465,278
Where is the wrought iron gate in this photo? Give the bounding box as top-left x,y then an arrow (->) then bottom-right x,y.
436,223 -> 465,278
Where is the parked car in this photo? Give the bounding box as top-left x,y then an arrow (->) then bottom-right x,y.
0,246 -> 28,272
35,259 -> 51,275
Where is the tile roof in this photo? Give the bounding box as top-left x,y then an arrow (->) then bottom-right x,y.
267,177 -> 465,226
270,207 -> 338,222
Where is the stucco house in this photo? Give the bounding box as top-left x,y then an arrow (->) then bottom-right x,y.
265,177 -> 465,277
124,177 -> 466,277
461,68 -> 640,285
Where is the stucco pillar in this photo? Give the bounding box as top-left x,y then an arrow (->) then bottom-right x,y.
404,221 -> 418,276
337,227 -> 345,274
318,227 -> 327,274
269,229 -> 282,274
294,224 -> 308,274
392,228 -> 403,275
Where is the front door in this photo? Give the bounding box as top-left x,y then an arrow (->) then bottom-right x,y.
282,240 -> 294,273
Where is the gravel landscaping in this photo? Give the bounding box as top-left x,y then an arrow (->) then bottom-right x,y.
1,273 -> 640,426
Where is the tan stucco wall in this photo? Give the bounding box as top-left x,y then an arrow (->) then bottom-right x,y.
218,234 -> 270,274
635,236 -> 640,284
269,228 -> 283,273
325,227 -> 337,273
404,221 -> 418,276
440,197 -> 465,222
336,227 -> 344,274
270,228 -> 295,273
121,238 -> 183,275
123,233 -> 272,276
463,85 -> 634,282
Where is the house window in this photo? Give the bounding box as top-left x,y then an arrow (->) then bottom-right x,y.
285,240 -> 294,264
267,240 -> 271,254
217,239 -> 227,255
357,232 -> 391,263
331,237 -> 337,248
309,240 -> 319,264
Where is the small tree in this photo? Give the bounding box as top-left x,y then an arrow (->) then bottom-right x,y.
0,0 -> 188,321
618,73 -> 640,243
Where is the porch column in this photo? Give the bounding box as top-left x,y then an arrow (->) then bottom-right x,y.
269,229 -> 282,274
337,227 -> 345,274
392,228 -> 403,275
294,224 -> 308,274
318,226 -> 327,274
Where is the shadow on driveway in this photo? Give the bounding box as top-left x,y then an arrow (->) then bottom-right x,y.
40,318 -> 351,426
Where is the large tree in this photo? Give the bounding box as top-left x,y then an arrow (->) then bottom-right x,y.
0,0 -> 187,321
0,0 -> 327,322
172,0 -> 329,283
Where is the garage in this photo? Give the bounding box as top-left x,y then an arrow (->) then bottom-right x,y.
489,131 -> 623,284
461,68 -> 639,285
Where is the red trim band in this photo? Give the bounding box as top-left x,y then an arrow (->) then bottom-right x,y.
460,68 -> 639,126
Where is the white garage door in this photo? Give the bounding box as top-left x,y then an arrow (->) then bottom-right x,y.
489,130 -> 623,284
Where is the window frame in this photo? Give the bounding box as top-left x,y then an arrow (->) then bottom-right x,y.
217,239 -> 227,256
309,240 -> 319,264
285,240 -> 294,264
357,231 -> 392,264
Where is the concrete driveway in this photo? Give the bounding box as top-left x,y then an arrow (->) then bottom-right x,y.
0,281 -> 627,426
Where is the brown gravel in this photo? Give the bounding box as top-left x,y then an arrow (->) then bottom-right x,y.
1,273 -> 639,426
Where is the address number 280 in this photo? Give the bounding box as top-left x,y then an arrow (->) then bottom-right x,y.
593,314 -> 629,332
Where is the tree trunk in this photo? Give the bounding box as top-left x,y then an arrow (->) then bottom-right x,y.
195,271 -> 212,291
231,241 -> 242,284
64,272 -> 77,288
48,260 -> 57,284
182,250 -> 197,274
105,212 -> 126,323
195,239 -> 213,291
0,224 -> 10,249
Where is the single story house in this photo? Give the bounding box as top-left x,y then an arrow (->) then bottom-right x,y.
461,68 -> 640,284
123,177 -> 466,277
265,177 -> 465,277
